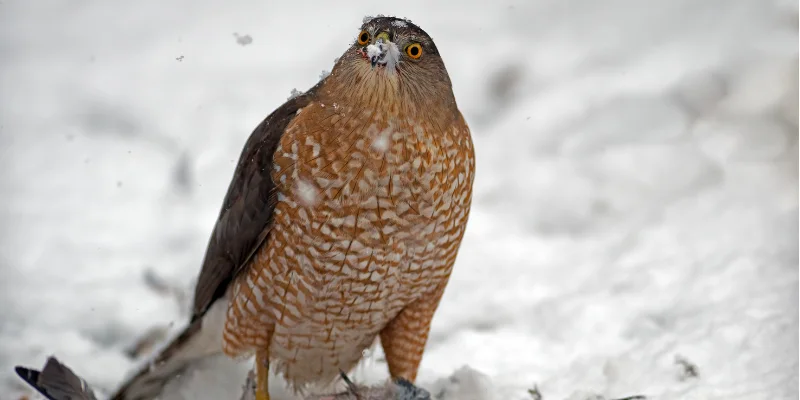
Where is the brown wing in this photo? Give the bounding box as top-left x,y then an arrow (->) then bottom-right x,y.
191,83 -> 321,321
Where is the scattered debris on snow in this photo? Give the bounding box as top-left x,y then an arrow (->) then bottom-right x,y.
674,355 -> 699,381
563,393 -> 646,400
233,33 -> 253,46
142,268 -> 190,315
238,370 -> 256,400
124,325 -> 170,359
528,385 -> 543,400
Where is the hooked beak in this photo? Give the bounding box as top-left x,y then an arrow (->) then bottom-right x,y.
366,41 -> 388,68
363,32 -> 399,70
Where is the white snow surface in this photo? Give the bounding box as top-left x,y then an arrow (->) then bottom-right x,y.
0,0 -> 797,400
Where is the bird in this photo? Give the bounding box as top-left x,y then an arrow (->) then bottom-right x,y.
15,357 -> 98,400
109,15 -> 475,400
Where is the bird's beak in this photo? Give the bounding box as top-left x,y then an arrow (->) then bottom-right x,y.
370,51 -> 381,68
365,32 -> 397,69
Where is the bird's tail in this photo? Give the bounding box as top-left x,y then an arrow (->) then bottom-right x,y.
12,330 -> 214,400
110,298 -> 229,400
15,356 -> 98,400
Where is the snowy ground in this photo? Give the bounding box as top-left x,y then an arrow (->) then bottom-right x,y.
0,0 -> 797,399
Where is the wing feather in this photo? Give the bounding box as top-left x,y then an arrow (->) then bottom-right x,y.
191,83 -> 321,320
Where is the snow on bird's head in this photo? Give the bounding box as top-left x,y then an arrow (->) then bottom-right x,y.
365,38 -> 401,72
362,14 -> 382,24
288,88 -> 304,100
355,16 -> 440,60
362,14 -> 411,27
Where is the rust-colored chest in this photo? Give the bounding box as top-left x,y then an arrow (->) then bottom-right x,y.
273,101 -> 472,301
222,98 -> 474,388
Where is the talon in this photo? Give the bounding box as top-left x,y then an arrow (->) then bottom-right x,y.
339,370 -> 358,393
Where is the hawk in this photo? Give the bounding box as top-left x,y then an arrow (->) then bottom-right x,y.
110,16 -> 475,400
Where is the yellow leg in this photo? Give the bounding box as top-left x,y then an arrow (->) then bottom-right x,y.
255,350 -> 270,400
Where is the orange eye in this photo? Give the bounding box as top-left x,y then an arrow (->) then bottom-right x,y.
405,43 -> 423,59
357,30 -> 370,46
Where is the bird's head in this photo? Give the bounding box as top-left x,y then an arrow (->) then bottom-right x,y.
324,16 -> 456,112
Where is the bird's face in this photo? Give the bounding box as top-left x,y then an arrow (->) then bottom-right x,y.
353,17 -> 437,73
326,16 -> 455,110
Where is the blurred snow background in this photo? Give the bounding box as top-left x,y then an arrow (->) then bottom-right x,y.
0,0 -> 797,399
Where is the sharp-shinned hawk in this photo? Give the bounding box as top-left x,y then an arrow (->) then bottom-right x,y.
110,16 -> 475,400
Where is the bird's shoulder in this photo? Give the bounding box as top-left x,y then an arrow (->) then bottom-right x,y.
191,82 -> 324,320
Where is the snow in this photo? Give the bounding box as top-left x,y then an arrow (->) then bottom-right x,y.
295,179 -> 319,207
370,125 -> 393,153
366,43 -> 383,60
0,0 -> 797,400
365,39 -> 401,72
289,88 -> 304,100
362,14 -> 386,25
